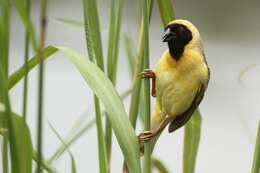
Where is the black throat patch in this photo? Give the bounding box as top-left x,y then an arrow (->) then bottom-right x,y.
165,24 -> 193,60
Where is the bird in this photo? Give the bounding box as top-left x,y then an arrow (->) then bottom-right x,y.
139,19 -> 210,151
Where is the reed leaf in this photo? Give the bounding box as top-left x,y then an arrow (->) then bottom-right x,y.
82,0 -> 108,172
183,110 -> 202,173
152,158 -> 170,173
105,0 -> 124,166
0,1 -> 10,172
58,46 -> 141,173
0,66 -> 33,173
22,0 -> 31,121
124,34 -> 136,77
157,0 -> 175,26
48,123 -> 78,173
8,46 -> 58,90
129,0 -> 153,129
48,88 -> 131,162
251,121 -> 260,173
13,0 -> 38,51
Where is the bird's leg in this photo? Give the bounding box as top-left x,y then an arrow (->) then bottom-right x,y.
138,117 -> 171,142
140,69 -> 156,97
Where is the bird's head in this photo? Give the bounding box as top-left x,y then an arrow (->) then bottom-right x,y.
162,19 -> 201,60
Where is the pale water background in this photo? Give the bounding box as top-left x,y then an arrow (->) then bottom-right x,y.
2,0 -> 260,172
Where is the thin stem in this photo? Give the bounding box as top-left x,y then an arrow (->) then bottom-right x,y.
82,0 -> 108,172
22,0 -> 31,121
105,0 -> 116,166
0,0 -> 10,172
142,0 -> 151,172
36,0 -> 48,172
251,122 -> 260,173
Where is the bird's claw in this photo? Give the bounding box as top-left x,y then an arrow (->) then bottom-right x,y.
138,131 -> 154,142
139,69 -> 155,79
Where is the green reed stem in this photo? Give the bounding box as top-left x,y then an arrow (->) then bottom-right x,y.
22,0 -> 31,121
251,121 -> 260,173
142,0 -> 151,172
36,0 -> 48,172
82,0 -> 108,172
0,1 -> 10,172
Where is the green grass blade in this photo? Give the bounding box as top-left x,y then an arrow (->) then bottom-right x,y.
106,0 -> 116,79
22,0 -> 31,121
105,0 -> 124,167
82,0 -> 104,69
48,88 -> 131,162
32,151 -> 57,173
111,0 -> 123,82
58,46 -> 141,173
157,0 -> 175,26
94,96 -> 109,173
128,1 -> 153,129
142,0 -> 151,172
105,0 -> 116,166
129,18 -> 145,128
56,18 -> 84,28
36,1 -> 48,172
10,113 -> 33,173
183,110 -> 202,173
0,1 -> 10,172
8,46 -> 58,90
0,66 -> 33,173
0,0 -> 10,76
13,0 -> 38,51
124,34 -> 136,77
48,123 -> 78,173
82,0 -> 108,172
152,158 -> 170,173
251,121 -> 260,173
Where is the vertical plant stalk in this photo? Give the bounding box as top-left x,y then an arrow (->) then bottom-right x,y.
22,0 -> 31,121
183,111 -> 202,173
251,121 -> 260,173
142,0 -> 151,172
105,0 -> 115,166
0,1 -> 10,172
105,0 -> 123,168
36,0 -> 48,172
128,0 -> 153,129
157,0 -> 175,26
82,0 -> 108,172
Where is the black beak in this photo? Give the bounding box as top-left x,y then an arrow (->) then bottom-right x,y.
162,28 -> 176,42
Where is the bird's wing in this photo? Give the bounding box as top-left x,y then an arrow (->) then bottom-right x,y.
168,79 -> 209,133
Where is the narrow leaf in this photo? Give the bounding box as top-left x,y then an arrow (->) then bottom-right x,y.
152,158 -> 170,173
183,110 -> 202,173
13,0 -> 38,51
8,46 -> 58,90
58,46 -> 141,173
48,123 -> 78,173
48,89 -> 131,162
157,0 -> 175,26
251,121 -> 260,173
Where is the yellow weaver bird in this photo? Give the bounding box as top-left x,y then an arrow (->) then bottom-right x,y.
139,19 -> 210,150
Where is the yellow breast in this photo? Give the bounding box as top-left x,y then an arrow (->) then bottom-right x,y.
155,49 -> 208,118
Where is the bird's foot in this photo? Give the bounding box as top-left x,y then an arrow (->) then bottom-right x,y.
138,131 -> 155,142
139,69 -> 155,79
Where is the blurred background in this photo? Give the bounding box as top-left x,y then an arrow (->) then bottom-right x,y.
6,0 -> 260,172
